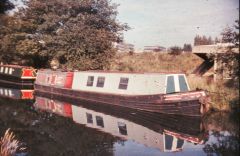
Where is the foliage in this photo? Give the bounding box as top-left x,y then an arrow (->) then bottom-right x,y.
218,22 -> 239,87
203,131 -> 239,156
214,37 -> 220,44
0,0 -> 128,70
234,20 -> 240,46
0,129 -> 25,156
203,112 -> 239,156
194,35 -> 213,46
182,43 -> 192,52
110,52 -> 201,73
0,0 -> 14,14
188,75 -> 239,111
168,46 -> 182,55
221,26 -> 236,43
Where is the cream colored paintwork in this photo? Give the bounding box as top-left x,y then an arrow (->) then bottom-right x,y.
72,105 -> 185,152
72,72 -> 189,95
72,105 -> 165,151
193,43 -> 239,54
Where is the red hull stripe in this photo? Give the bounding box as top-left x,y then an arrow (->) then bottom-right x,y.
164,91 -> 206,101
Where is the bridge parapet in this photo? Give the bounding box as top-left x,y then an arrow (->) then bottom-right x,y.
193,43 -> 239,54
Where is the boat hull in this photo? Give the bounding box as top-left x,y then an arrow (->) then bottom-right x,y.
0,74 -> 35,87
0,65 -> 36,87
34,84 -> 208,117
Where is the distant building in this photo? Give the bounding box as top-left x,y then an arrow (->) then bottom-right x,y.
115,42 -> 135,53
144,46 -> 166,52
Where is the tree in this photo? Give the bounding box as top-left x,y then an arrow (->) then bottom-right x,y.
0,0 -> 128,70
214,37 -> 220,44
233,20 -> 239,46
0,0 -> 14,14
194,35 -> 200,46
168,46 -> 182,55
221,26 -> 235,43
218,22 -> 239,87
183,43 -> 192,52
207,36 -> 213,45
194,35 -> 213,45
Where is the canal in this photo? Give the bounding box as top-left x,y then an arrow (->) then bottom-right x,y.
0,86 -> 239,156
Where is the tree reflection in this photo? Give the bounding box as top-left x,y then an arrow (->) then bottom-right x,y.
203,111 -> 239,156
0,97 -> 120,156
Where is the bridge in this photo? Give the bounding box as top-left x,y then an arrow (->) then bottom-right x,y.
192,43 -> 239,81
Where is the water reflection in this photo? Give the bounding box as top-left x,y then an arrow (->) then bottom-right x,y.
0,85 -> 239,156
202,112 -> 239,156
0,85 -> 34,100
34,95 -> 206,153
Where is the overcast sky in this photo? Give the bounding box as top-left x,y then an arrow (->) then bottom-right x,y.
111,0 -> 239,49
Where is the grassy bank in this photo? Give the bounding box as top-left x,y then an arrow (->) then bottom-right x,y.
109,52 -> 239,111
110,52 -> 202,73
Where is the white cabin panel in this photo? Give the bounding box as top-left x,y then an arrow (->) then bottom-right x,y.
72,72 -> 167,95
71,105 -> 164,150
144,75 -> 166,95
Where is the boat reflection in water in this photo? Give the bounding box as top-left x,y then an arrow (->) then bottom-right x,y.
0,83 -> 34,100
34,95 -> 207,153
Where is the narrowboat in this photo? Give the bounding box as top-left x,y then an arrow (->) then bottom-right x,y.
0,64 -> 36,87
34,95 -> 206,152
34,70 -> 210,116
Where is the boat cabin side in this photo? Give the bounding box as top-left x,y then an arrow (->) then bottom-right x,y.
72,72 -> 190,95
0,64 -> 36,79
35,70 -> 73,88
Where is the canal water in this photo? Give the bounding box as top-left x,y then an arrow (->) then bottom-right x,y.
0,86 -> 239,156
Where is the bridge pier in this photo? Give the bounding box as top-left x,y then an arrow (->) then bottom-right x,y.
192,44 -> 239,82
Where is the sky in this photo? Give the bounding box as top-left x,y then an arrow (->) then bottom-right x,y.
8,0 -> 27,15
111,0 -> 239,50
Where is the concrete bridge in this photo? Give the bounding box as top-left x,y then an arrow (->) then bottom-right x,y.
192,43 -> 239,81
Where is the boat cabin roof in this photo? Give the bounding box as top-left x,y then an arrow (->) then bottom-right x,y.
38,69 -> 185,75
0,64 -> 34,69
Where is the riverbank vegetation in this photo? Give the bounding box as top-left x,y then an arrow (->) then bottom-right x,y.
0,0 -> 128,70
110,52 -> 239,111
0,129 -> 24,156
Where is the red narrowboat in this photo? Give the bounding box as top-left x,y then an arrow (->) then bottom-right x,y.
0,64 -> 36,88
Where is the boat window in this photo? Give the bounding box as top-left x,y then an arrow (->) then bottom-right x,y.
96,116 -> 104,127
86,76 -> 94,86
178,75 -> 188,92
96,77 -> 105,87
118,122 -> 128,135
118,77 -> 129,90
164,134 -> 173,150
176,139 -> 184,149
166,76 -> 175,93
86,113 -> 93,124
